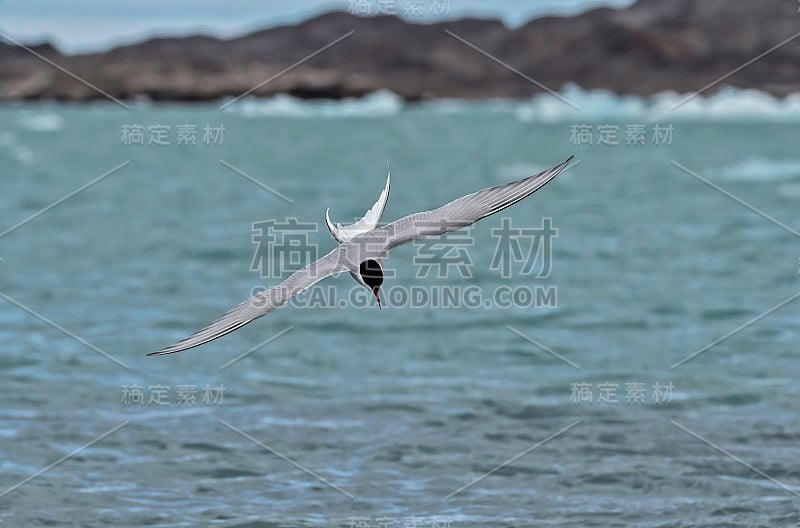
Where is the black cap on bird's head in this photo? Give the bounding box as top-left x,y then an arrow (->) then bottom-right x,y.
359,259 -> 384,309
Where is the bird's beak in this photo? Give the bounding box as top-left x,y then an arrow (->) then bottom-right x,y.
373,287 -> 381,309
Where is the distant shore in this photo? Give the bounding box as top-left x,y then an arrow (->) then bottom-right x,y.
1,0 -> 798,104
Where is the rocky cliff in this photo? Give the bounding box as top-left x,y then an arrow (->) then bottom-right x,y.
1,0 -> 798,102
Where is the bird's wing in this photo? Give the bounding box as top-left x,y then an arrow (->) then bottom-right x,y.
149,248 -> 346,356
382,156 -> 572,251
326,170 -> 390,243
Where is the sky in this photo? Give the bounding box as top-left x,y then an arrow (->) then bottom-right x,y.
0,0 -> 633,53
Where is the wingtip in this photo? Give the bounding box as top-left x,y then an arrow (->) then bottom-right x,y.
381,166 -> 391,194
324,207 -> 341,242
148,345 -> 182,356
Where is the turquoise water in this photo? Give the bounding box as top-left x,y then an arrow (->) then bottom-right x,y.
0,94 -> 799,526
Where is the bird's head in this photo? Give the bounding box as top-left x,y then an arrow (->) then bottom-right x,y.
359,259 -> 384,309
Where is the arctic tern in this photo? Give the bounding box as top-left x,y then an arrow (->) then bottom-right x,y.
150,156 -> 572,356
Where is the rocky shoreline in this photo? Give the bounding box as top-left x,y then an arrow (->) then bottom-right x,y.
1,0 -> 798,103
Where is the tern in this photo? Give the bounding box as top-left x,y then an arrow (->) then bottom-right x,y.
150,156 -> 572,356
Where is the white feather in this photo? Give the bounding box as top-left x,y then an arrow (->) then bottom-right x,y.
326,170 -> 391,243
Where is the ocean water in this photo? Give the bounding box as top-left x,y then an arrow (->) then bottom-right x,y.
0,89 -> 799,527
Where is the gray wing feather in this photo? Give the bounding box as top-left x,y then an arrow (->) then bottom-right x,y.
150,248 -> 345,355
383,156 -> 571,251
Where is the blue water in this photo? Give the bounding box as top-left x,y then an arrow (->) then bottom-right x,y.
0,93 -> 799,527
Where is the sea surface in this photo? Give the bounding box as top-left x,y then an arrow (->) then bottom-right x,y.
0,88 -> 799,527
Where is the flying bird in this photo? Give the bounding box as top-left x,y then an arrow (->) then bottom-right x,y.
150,156 -> 572,356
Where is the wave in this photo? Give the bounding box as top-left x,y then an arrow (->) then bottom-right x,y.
8,86 -> 797,122
227,89 -> 403,118
17,112 -> 65,132
514,85 -> 800,122
714,157 -> 800,182
0,131 -> 35,165
225,85 -> 800,122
